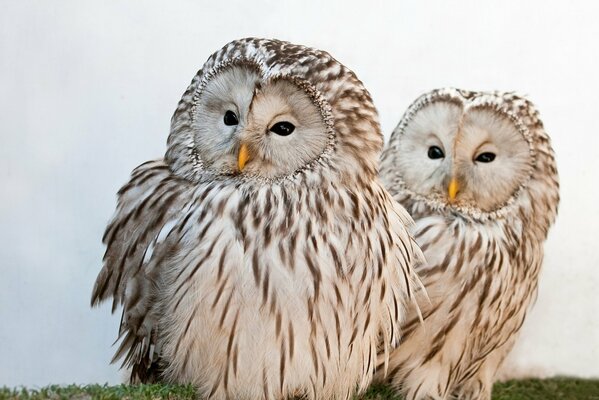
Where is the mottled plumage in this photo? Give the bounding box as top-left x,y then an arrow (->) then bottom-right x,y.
377,88 -> 559,400
91,38 -> 422,400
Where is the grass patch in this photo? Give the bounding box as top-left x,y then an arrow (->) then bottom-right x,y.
0,384 -> 195,400
493,378 -> 599,399
1,379 -> 598,399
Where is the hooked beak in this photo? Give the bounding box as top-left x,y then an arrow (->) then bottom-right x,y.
238,143 -> 250,171
448,177 -> 459,202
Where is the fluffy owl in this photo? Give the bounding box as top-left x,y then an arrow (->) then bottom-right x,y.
377,88 -> 559,400
91,38 -> 422,400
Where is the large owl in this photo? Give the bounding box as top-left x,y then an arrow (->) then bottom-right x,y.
91,38 -> 422,400
377,88 -> 559,400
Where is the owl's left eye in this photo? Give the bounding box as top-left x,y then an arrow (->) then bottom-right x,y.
270,121 -> 295,136
475,152 -> 496,163
223,110 -> 239,126
427,146 -> 445,159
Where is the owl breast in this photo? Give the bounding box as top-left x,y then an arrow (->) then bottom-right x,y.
155,180 -> 391,400
383,211 -> 543,399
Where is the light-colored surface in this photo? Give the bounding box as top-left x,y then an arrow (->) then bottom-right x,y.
0,0 -> 597,387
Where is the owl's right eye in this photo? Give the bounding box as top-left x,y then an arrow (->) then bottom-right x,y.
427,146 -> 445,159
223,110 -> 239,126
270,121 -> 295,136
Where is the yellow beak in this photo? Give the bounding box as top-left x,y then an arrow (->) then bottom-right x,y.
448,178 -> 459,201
238,143 -> 250,171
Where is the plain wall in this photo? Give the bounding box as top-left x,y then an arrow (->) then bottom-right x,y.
1,0 -> 598,386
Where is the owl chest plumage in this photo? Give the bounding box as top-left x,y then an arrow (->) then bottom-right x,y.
390,204 -> 543,395
416,214 -> 539,333
150,176 -> 399,399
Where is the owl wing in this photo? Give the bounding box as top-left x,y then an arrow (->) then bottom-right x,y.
378,190 -> 426,368
91,159 -> 193,381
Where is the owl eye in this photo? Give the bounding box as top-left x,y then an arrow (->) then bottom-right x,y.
270,121 -> 295,136
223,110 -> 239,126
475,152 -> 496,163
427,146 -> 445,160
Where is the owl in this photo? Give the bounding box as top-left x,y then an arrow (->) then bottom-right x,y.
377,88 -> 559,400
91,38 -> 423,400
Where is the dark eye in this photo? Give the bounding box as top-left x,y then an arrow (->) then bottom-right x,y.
270,121 -> 295,136
475,152 -> 496,163
427,146 -> 444,159
223,110 -> 239,126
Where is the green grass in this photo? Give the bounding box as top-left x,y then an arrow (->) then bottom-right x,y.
0,385 -> 196,400
492,378 -> 599,400
1,379 -> 598,399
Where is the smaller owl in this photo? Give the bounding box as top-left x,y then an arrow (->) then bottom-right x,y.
377,88 -> 559,400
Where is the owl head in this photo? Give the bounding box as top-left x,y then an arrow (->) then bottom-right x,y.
166,38 -> 383,183
381,88 -> 559,224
